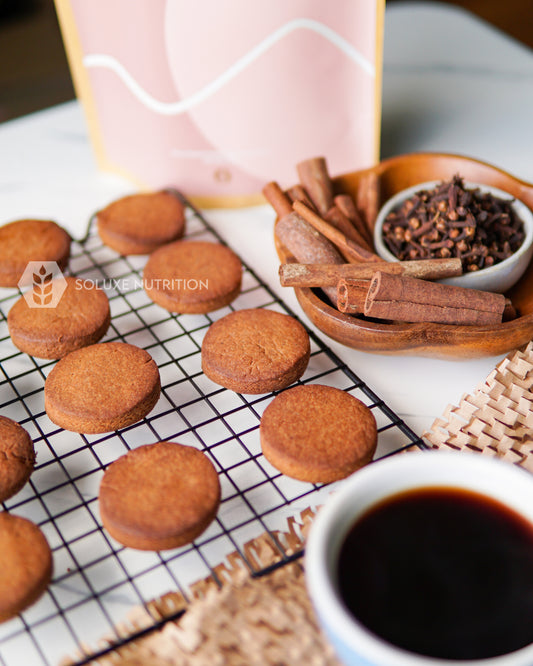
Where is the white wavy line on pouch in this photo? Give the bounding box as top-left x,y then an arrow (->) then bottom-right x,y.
83,17 -> 375,116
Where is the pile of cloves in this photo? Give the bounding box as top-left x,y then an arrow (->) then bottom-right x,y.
382,175 -> 525,272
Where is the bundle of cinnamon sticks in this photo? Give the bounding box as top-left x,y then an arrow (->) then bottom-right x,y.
263,156 -> 512,327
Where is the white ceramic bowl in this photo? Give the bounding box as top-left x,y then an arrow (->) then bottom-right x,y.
305,452 -> 533,666
373,181 -> 533,293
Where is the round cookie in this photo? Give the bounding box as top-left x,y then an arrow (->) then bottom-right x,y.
99,441 -> 221,550
0,513 -> 53,623
143,240 -> 242,314
260,384 -> 377,483
7,276 -> 111,359
201,308 -> 310,394
0,219 -> 71,288
0,417 -> 35,503
44,342 -> 161,433
96,191 -> 186,255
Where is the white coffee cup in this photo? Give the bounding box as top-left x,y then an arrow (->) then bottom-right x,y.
305,451 -> 533,666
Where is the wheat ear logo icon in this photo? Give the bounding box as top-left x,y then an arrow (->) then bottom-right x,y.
18,261 -> 68,309
32,265 -> 54,306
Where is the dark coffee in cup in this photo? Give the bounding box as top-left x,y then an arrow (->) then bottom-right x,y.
336,486 -> 533,660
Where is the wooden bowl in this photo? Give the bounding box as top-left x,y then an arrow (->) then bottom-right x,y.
275,152 -> 533,359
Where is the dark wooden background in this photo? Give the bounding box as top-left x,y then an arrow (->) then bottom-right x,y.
0,0 -> 531,123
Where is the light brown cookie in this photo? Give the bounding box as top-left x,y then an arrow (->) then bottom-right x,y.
99,441 -> 221,550
0,513 -> 53,623
0,416 -> 35,503
260,384 -> 377,483
0,219 -> 71,288
201,308 -> 310,394
96,191 -> 186,255
7,276 -> 111,359
44,342 -> 161,433
143,240 -> 242,314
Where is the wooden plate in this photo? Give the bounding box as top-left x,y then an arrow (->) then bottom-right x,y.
275,152 -> 533,359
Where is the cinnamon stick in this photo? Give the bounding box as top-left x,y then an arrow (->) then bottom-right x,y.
296,157 -> 333,216
262,181 -> 293,219
275,213 -> 344,306
364,272 -> 506,326
337,279 -> 371,314
292,200 -> 381,264
279,258 -> 463,288
286,184 -> 316,211
356,171 -> 380,234
334,194 -> 374,247
503,298 -> 518,322
325,205 -> 373,253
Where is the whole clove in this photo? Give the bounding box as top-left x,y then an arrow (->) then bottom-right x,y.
381,175 -> 525,272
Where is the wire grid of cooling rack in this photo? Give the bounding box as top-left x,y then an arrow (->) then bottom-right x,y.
0,194 -> 425,665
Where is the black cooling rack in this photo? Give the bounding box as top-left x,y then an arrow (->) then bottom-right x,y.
0,194 -> 425,665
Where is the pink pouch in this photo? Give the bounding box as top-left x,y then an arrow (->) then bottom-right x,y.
55,0 -> 384,206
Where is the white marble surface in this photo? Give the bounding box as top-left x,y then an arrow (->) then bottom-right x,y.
1,2 -> 533,439
382,2 -> 533,183
2,2 -> 533,444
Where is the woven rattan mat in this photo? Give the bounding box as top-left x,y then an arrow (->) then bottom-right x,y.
423,340 -> 533,469
64,508 -> 341,665
66,342 -> 533,665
